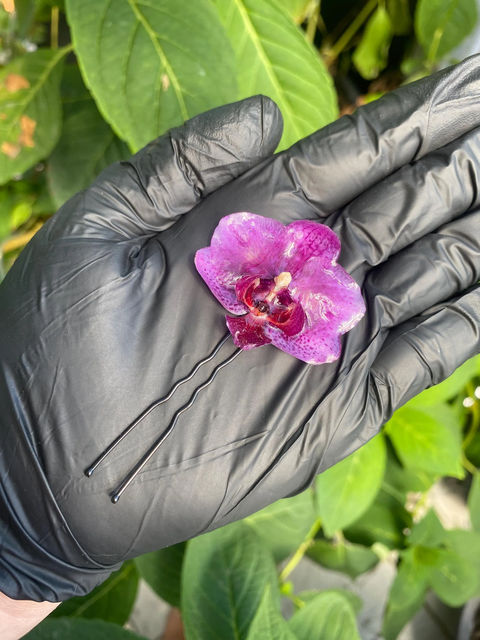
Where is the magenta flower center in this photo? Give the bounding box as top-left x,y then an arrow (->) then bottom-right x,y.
235,271 -> 306,338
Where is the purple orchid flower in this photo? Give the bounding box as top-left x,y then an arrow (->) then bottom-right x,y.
195,213 -> 365,365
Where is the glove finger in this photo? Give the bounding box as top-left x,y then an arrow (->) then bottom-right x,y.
365,208 -> 480,330
281,55 -> 480,215
333,125 -> 480,278
369,285 -> 480,425
68,95 -> 283,239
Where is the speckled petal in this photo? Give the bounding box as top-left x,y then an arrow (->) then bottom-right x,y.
195,213 -> 287,314
226,314 -> 271,350
282,220 -> 341,277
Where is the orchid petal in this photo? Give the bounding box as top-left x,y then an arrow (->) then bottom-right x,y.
282,220 -> 341,276
226,315 -> 271,350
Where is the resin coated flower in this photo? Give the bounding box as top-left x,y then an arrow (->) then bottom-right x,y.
195,213 -> 365,365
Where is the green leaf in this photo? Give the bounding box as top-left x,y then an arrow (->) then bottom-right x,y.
317,433 -> 386,536
182,524 -> 279,640
344,500 -> 408,550
50,561 -> 138,625
289,591 -> 361,640
271,0 -> 311,23
307,539 -> 378,579
242,489 -> 317,562
408,510 -> 445,548
468,473 -> 480,534
386,0 -> 411,35
444,529 -> 480,596
297,589 -> 363,613
24,618 -> 147,640
48,65 -> 131,208
383,442 -> 437,498
213,0 -> 337,150
382,548 -> 429,640
66,0 -> 238,152
246,585 -> 297,640
429,548 -> 478,606
134,542 -> 186,608
0,48 -> 66,184
15,0 -> 37,38
415,0 -> 477,61
0,189 -> 33,242
352,7 -> 394,80
409,356 -> 480,407
385,405 -> 464,478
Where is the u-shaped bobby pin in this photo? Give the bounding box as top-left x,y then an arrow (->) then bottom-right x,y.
84,332 -> 241,502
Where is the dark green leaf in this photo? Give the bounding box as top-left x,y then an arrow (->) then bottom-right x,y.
24,618 -> 147,640
134,542 -> 186,608
415,0 -> 477,61
15,0 -> 36,38
408,510 -> 445,548
385,405 -> 464,478
307,539 -> 378,579
182,524 -> 279,640
317,433 -> 386,536
0,48 -> 65,184
242,489 -> 317,562
48,65 -> 131,208
444,529 -> 480,596
246,585 -> 296,640
468,474 -> 480,534
409,356 -> 480,407
353,7 -> 394,80
465,431 -> 480,467
66,0 -> 238,151
213,0 -> 337,150
344,501 -> 408,550
50,562 -> 138,625
289,591 -> 360,640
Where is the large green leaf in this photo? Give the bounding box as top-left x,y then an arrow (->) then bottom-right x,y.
307,538 -> 378,579
385,405 -> 463,478
66,0 -> 238,152
182,524 -> 279,640
50,561 -> 138,625
407,509 -> 445,548
415,0 -> 477,61
246,585 -> 297,640
0,48 -> 65,184
289,591 -> 361,640
430,548 -> 478,606
134,542 -> 186,608
213,0 -> 337,150
24,618 -> 147,640
409,356 -> 479,407
444,529 -> 480,597
49,65 -> 131,208
316,433 -> 386,536
353,7 -> 394,80
242,489 -> 317,562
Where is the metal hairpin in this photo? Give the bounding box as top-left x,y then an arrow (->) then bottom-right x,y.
84,332 -> 241,503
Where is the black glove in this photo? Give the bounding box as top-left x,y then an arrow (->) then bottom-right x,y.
2,57 -> 480,603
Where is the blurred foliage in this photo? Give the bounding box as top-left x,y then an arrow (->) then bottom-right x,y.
1,0 -> 477,638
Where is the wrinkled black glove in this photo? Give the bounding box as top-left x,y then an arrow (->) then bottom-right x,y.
3,57 -> 480,603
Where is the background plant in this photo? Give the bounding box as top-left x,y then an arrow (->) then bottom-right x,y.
1,0 -> 479,638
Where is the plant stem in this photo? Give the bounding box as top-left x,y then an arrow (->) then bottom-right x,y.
51,6 -> 59,50
305,1 -> 320,44
463,382 -> 480,450
323,0 -> 378,63
461,453 -> 478,477
279,518 -> 322,583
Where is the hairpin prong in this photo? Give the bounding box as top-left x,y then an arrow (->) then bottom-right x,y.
111,346 -> 242,503
85,332 -> 231,478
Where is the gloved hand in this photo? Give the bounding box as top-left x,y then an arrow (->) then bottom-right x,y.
2,57 -> 480,603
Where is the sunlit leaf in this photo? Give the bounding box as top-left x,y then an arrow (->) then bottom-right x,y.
48,65 -> 131,208
242,489 -> 317,562
134,542 -> 186,608
0,48 -> 66,184
50,561 -> 138,625
66,0 -> 238,152
415,0 -> 477,61
289,591 -> 361,640
385,405 -> 464,478
212,0 -> 337,150
352,6 -> 394,80
317,433 -> 386,536
182,524 -> 279,640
